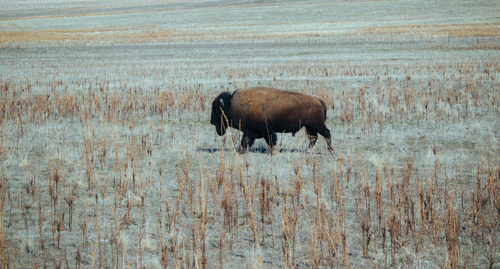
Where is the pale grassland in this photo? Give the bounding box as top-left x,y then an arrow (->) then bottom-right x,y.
1,0 -> 500,268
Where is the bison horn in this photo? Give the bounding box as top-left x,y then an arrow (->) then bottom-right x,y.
219,99 -> 224,107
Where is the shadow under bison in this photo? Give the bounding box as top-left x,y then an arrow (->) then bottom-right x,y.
197,146 -> 324,154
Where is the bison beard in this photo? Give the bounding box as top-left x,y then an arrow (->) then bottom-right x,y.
210,87 -> 334,154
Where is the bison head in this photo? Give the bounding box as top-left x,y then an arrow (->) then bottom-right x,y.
210,92 -> 232,136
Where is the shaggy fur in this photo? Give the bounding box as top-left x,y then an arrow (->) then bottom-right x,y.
210,87 -> 334,154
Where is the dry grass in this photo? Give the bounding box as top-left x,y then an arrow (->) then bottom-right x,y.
2,21 -> 499,46
1,50 -> 499,267
361,22 -> 500,38
0,27 -> 206,45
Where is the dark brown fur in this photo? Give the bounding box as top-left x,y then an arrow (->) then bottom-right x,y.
210,87 -> 334,154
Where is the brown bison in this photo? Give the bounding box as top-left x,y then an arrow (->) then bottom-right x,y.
210,87 -> 334,154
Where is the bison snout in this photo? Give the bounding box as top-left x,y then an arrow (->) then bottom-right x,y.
215,124 -> 226,136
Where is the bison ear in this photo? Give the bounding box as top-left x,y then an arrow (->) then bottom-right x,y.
219,98 -> 224,107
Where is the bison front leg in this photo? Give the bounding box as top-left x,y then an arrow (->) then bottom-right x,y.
265,127 -> 278,155
239,134 -> 255,154
306,128 -> 318,149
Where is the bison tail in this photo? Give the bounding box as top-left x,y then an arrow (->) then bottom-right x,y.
319,99 -> 328,119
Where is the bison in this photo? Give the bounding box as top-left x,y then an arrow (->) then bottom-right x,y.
210,87 -> 334,154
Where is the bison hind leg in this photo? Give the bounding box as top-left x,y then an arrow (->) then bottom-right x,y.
307,126 -> 334,154
318,127 -> 334,154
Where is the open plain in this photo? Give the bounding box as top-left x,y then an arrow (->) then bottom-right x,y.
1,0 -> 500,268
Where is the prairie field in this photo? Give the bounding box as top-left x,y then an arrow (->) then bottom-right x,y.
1,0 -> 500,268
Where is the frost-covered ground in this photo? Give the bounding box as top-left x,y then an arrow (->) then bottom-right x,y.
1,0 -> 500,268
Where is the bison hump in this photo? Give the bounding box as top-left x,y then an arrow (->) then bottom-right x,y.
238,88 -> 269,107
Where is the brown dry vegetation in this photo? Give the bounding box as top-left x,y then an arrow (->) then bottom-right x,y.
1,53 -> 499,268
0,27 -> 193,44
361,22 -> 500,38
2,21 -> 500,45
